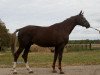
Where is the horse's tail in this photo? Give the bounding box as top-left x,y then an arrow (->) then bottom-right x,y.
11,29 -> 19,57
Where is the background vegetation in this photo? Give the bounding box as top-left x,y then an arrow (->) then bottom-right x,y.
0,19 -> 11,51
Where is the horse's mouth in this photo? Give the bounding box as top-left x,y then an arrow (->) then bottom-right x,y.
86,25 -> 90,29
86,26 -> 90,29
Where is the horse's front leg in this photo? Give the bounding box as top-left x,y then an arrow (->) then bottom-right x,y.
52,47 -> 59,73
58,45 -> 65,74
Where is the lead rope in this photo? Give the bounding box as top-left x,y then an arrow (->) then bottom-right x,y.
90,27 -> 100,33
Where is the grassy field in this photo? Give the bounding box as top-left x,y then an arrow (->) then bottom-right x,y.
0,50 -> 100,68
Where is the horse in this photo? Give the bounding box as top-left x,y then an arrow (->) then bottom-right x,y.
11,11 -> 90,74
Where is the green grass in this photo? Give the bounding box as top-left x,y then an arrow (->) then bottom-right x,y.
0,50 -> 100,68
63,50 -> 100,65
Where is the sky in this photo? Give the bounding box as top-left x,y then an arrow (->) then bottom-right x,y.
0,0 -> 100,40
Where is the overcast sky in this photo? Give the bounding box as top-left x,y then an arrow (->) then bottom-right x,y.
0,0 -> 100,40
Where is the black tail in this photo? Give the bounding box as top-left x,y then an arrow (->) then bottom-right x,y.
11,29 -> 19,57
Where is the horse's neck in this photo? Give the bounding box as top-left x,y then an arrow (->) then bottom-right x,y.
60,18 -> 76,35
50,17 -> 76,35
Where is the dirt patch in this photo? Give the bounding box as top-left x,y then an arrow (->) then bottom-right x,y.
0,65 -> 100,75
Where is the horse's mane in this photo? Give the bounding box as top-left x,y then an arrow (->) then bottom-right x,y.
50,15 -> 77,27
62,15 -> 78,23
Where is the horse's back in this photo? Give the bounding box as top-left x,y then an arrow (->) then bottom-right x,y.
18,25 -> 42,36
18,25 -> 50,41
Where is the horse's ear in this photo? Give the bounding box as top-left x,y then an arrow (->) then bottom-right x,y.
79,10 -> 84,15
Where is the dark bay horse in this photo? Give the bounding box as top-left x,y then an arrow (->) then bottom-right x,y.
11,11 -> 90,74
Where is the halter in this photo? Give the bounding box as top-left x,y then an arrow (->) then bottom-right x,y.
90,27 -> 100,33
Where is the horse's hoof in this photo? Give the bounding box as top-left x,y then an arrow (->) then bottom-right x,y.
60,71 -> 64,74
29,70 -> 33,73
52,70 -> 57,73
13,72 -> 17,74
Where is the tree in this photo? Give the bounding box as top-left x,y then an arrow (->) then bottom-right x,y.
0,19 -> 10,51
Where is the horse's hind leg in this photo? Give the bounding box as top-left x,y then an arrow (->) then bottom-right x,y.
13,45 -> 24,74
22,45 -> 33,73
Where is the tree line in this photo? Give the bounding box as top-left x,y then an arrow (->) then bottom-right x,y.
0,19 -> 11,51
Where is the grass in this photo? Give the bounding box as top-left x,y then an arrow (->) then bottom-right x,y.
0,50 -> 100,68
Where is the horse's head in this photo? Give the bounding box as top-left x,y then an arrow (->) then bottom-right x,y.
75,11 -> 90,28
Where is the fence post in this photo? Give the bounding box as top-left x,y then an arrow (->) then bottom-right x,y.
89,43 -> 92,50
